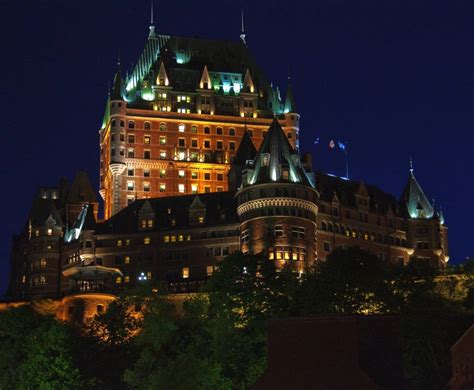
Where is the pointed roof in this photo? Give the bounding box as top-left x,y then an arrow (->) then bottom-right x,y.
284,81 -> 296,113
66,171 -> 98,204
243,68 -> 255,93
156,61 -> 170,86
29,198 -> 63,228
199,65 -> 212,89
111,69 -> 123,100
400,170 -> 434,219
246,119 -> 314,187
189,196 -> 206,210
233,129 -> 257,165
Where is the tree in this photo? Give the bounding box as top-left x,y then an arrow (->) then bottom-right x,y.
300,246 -> 396,315
124,295 -> 230,390
17,320 -> 83,390
0,305 -> 42,388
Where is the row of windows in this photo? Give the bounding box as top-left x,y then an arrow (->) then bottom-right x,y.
320,222 -> 407,247
127,170 -> 224,180
239,188 -> 316,203
31,275 -> 47,286
112,120 -> 240,136
30,259 -> 47,269
268,246 -> 307,262
126,182 -> 224,194
29,241 -> 55,251
319,204 -> 399,228
120,134 -> 237,151
240,207 -> 316,222
30,228 -> 54,238
265,225 -> 306,239
112,147 -> 230,161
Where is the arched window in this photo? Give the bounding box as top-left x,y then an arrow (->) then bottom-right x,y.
111,119 -> 116,127
328,223 -> 333,232
321,221 -> 327,231
352,229 -> 357,238
144,122 -> 151,130
229,128 -> 235,136
334,224 -> 340,234
128,121 -> 135,129
159,122 -> 167,131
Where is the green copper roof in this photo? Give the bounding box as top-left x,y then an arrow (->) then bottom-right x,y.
245,119 -> 315,187
100,96 -> 110,130
284,82 -> 297,113
400,170 -> 434,219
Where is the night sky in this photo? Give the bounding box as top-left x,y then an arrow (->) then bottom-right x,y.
0,0 -> 472,295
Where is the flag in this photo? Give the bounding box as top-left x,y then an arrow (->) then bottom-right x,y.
338,141 -> 346,151
329,140 -> 335,149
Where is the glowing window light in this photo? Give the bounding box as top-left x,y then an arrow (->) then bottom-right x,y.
182,267 -> 189,279
178,124 -> 185,132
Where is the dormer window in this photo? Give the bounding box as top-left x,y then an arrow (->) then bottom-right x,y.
262,153 -> 270,166
282,170 -> 289,180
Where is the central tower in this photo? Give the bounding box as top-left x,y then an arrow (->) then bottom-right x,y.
99,22 -> 300,219
236,119 -> 319,271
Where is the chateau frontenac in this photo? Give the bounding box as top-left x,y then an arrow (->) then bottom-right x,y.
6,20 -> 449,321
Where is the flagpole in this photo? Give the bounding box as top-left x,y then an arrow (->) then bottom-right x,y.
345,148 -> 349,179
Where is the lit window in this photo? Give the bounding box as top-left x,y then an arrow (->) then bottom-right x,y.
178,170 -> 185,178
240,229 -> 250,243
124,276 -> 130,283
178,124 -> 185,132
160,151 -> 167,159
117,239 -> 122,247
191,172 -> 198,179
125,239 -> 131,246
124,256 -> 130,264
178,184 -> 185,193
39,276 -> 46,285
159,184 -> 166,192
171,235 -> 177,242
160,169 -> 166,178
191,184 -> 198,193
127,181 -> 135,191
164,235 -> 170,243
160,123 -> 166,131
206,266 -> 214,276
40,259 -> 47,268
144,169 -> 150,177
147,272 -> 152,280
35,230 -> 39,237
178,151 -> 186,160
198,216 -> 205,224
46,244 -> 52,250
160,136 -> 166,145
116,276 -> 122,284
182,267 -> 189,279
144,237 -> 151,244
143,182 -> 150,192
186,235 -> 191,241
47,228 -> 53,236
144,135 -> 151,144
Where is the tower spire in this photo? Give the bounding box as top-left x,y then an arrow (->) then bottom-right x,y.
240,9 -> 246,45
409,155 -> 414,174
149,1 -> 156,38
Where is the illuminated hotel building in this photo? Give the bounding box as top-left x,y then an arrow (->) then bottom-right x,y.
6,21 -> 449,320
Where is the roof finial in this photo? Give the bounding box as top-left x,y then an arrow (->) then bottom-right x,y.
240,9 -> 246,45
149,1 -> 156,38
409,155 -> 414,174
150,1 -> 154,25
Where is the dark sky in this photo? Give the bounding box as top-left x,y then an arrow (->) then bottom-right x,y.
0,0 -> 472,295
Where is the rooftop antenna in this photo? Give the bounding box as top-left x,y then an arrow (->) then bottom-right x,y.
240,9 -> 246,45
409,156 -> 414,175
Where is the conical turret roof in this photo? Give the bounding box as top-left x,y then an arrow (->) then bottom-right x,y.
246,119 -> 314,187
400,169 -> 434,219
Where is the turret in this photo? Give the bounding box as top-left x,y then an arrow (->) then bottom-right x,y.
283,77 -> 300,151
401,160 -> 448,268
236,119 -> 319,272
